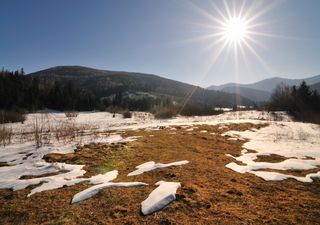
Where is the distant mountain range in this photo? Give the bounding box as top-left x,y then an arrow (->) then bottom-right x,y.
207,75 -> 320,102
28,66 -> 253,107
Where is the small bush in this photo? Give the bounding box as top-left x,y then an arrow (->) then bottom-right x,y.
33,118 -> 42,148
0,109 -> 26,124
65,111 -> 79,118
0,125 -> 13,146
122,111 -> 132,118
290,111 -> 320,124
32,113 -> 52,148
179,104 -> 223,116
153,106 -> 177,119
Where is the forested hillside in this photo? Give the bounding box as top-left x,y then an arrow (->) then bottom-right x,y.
27,66 -> 253,110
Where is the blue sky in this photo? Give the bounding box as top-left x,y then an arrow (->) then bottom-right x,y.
1,0 -> 320,86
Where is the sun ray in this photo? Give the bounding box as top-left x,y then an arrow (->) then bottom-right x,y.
245,35 -> 267,50
241,0 -> 263,21
223,0 -> 233,19
242,39 -> 273,74
245,0 -> 282,24
238,0 -> 247,18
176,0 -> 284,109
183,0 -> 223,25
208,0 -> 229,22
246,31 -> 296,40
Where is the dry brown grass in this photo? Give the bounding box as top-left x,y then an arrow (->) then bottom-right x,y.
31,113 -> 98,147
0,124 -> 12,147
0,123 -> 320,224
254,154 -> 293,163
64,111 -> 79,118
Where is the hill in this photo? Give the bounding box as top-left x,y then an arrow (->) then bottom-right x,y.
311,82 -> 320,93
29,66 -> 253,108
207,74 -> 320,102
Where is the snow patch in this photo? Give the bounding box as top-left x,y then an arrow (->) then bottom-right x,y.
72,181 -> 147,204
89,170 -> 118,185
141,181 -> 181,215
0,134 -> 141,196
224,122 -> 320,182
127,160 -> 189,176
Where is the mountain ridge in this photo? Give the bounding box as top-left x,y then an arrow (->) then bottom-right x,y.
28,66 -> 254,107
207,74 -> 320,102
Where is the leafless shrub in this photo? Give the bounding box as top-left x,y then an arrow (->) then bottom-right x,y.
0,109 -> 26,124
53,121 -> 96,144
64,111 -> 79,118
33,118 -> 41,148
0,125 -> 13,146
273,131 -> 283,142
270,112 -> 283,121
32,113 -> 52,148
297,130 -> 308,141
29,112 -> 99,146
122,111 -> 132,118
54,121 -> 78,143
152,106 -> 177,119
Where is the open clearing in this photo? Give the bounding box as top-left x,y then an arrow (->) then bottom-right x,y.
0,111 -> 319,224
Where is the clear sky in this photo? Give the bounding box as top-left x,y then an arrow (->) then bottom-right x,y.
1,0 -> 320,86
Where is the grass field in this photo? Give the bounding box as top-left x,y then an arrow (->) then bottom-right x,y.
1,123 -> 319,224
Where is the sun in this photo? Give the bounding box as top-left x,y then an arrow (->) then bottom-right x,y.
223,17 -> 248,44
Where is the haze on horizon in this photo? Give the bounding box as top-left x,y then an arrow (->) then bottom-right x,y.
1,0 -> 320,86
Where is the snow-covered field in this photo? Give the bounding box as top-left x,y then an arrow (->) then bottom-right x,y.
224,121 -> 320,182
0,110 -> 319,214
3,110 -> 290,142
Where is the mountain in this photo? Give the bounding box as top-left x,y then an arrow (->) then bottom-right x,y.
207,74 -> 320,102
28,66 -> 254,107
311,82 -> 320,93
219,86 -> 271,103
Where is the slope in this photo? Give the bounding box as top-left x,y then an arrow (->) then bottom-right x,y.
29,66 -> 253,107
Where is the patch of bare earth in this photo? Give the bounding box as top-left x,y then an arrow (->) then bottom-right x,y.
254,154 -> 294,163
253,155 -> 320,176
0,123 -> 320,224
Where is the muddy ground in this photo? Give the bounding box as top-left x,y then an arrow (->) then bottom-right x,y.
0,123 -> 319,225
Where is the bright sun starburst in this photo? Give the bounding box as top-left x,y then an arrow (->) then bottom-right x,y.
178,0 -> 283,111
223,17 -> 248,43
183,0 -> 282,71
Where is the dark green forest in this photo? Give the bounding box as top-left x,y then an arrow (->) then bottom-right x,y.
0,68 -> 98,111
0,68 -> 179,115
2,66 -> 319,124
1,66 -> 252,115
268,81 -> 320,123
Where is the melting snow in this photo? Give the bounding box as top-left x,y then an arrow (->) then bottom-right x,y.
72,181 -> 147,204
141,181 -> 181,215
89,170 -> 118,185
224,122 -> 320,182
127,161 -> 189,176
0,134 -> 141,196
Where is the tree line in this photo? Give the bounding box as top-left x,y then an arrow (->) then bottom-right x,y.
0,68 -> 98,111
0,68 -> 173,113
268,81 -> 320,123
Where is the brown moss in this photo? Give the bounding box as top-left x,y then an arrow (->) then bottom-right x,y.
254,167 -> 320,177
254,154 -> 293,163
